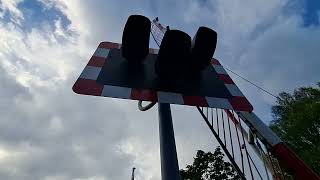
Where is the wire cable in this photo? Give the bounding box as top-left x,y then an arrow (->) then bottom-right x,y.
138,100 -> 156,111
136,22 -> 161,112
224,67 -> 278,99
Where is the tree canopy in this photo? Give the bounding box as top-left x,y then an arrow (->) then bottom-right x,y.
270,82 -> 320,175
180,147 -> 240,180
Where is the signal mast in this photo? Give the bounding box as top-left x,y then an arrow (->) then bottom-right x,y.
131,167 -> 136,180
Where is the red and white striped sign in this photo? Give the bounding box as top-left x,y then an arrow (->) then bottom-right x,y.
73,42 -> 253,112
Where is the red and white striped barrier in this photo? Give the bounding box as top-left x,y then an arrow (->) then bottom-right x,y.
73,42 -> 253,111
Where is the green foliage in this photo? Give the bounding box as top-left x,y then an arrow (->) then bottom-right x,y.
270,82 -> 320,175
180,147 -> 240,180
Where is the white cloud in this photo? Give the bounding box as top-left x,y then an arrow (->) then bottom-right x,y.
0,1 -> 135,179
0,0 -> 24,24
0,0 -> 320,179
0,21 -> 79,89
237,15 -> 320,106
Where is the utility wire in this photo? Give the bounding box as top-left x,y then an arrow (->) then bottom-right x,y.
224,67 -> 278,99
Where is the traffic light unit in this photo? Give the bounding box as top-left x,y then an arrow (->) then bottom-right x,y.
122,15 -> 218,81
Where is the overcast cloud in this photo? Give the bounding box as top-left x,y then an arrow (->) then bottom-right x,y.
0,0 -> 319,179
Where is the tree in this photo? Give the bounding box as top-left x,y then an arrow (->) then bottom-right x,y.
270,82 -> 320,175
180,147 -> 240,180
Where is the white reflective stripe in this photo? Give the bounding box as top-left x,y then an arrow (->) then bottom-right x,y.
212,65 -> 228,75
79,66 -> 102,80
238,111 -> 282,146
93,48 -> 110,58
149,49 -> 155,54
205,97 -> 233,109
225,84 -> 244,97
153,49 -> 159,54
157,91 -> 184,104
101,85 -> 132,99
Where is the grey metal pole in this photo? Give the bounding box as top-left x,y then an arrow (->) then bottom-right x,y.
158,103 -> 181,180
131,167 -> 135,180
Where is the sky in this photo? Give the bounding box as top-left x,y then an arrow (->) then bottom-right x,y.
0,0 -> 319,179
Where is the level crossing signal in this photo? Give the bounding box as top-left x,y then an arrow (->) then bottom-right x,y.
73,15 -> 253,112
73,15 -> 320,180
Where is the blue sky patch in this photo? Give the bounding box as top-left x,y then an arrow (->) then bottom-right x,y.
16,0 -> 71,32
0,8 -> 11,23
302,0 -> 320,26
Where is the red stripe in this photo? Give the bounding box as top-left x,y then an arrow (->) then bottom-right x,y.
87,56 -> 106,67
183,96 -> 208,106
99,42 -> 120,49
229,96 -> 253,112
224,109 -> 239,124
72,78 -> 103,96
211,58 -> 221,65
271,143 -> 320,180
218,74 -> 235,84
131,89 -> 158,101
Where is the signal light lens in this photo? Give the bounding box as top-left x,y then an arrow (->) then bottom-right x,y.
189,26 -> 217,72
121,15 -> 151,63
155,30 -> 191,80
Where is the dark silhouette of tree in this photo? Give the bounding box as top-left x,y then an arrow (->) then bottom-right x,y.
180,147 -> 240,180
270,82 -> 320,175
